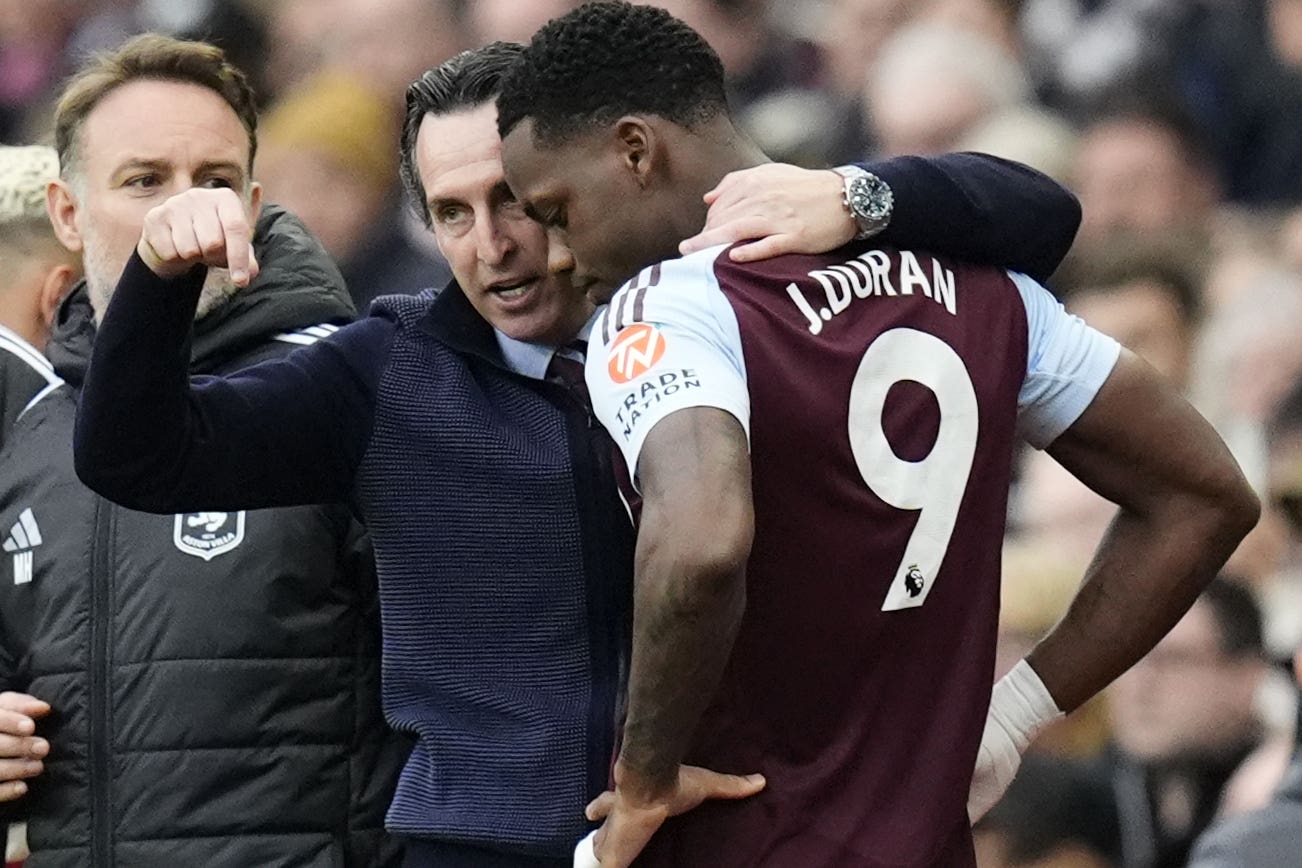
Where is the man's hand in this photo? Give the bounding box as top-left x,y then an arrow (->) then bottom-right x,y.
0,692 -> 51,802
137,187 -> 259,286
582,762 -> 765,867
678,164 -> 854,263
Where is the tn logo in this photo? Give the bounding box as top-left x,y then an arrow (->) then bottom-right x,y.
607,323 -> 667,384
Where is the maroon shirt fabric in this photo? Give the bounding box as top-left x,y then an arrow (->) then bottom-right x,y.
636,244 -> 1030,867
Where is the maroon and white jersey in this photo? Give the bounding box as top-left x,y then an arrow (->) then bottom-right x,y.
586,243 -> 1119,867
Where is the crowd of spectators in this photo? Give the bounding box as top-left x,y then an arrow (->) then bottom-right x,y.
3,1 -> 1302,866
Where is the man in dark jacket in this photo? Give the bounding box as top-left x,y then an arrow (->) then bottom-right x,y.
71,42 -> 1086,868
1185,646 -> 1302,868
0,145 -> 78,452
1185,384 -> 1302,868
0,36 -> 403,867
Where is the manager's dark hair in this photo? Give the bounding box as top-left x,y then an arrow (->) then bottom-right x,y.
496,1 -> 729,146
400,41 -> 526,227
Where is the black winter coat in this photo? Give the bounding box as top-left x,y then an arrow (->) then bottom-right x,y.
0,207 -> 407,867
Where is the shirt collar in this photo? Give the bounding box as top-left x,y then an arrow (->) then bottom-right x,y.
492,310 -> 600,380
494,330 -> 554,380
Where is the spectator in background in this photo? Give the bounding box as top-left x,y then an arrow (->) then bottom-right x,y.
261,0 -> 337,100
959,104 -> 1078,186
258,70 -> 451,307
1014,238 -> 1205,562
1270,0 -> 1302,66
0,34 -> 404,865
865,21 -> 1031,156
820,0 -> 916,101
816,0 -> 917,160
1018,0 -> 1187,114
465,0 -> 581,44
1056,240 -> 1203,390
0,145 -> 77,450
998,541 -> 1110,760
0,0 -> 79,141
650,0 -> 818,113
1258,381 -> 1302,659
1070,95 -> 1221,248
261,0 -> 465,115
1103,578 -> 1269,868
328,0 -> 466,106
927,0 -> 1026,59
975,753 -> 1121,868
908,0 -> 1081,183
1281,207 -> 1302,274
1187,641 -> 1302,868
1193,253 -> 1302,504
1153,0 -> 1302,206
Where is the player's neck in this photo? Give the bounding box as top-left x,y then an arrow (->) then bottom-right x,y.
672,116 -> 770,237
687,115 -> 769,184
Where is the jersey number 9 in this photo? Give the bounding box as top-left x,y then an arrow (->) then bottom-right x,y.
847,328 -> 979,610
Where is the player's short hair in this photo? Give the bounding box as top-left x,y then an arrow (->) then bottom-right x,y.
54,34 -> 258,184
1201,576 -> 1264,659
496,1 -> 729,146
400,42 -> 527,228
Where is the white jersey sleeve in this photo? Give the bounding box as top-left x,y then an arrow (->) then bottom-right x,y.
1010,271 -> 1122,449
585,249 -> 750,480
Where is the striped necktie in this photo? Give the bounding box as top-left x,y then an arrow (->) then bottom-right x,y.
546,340 -> 642,522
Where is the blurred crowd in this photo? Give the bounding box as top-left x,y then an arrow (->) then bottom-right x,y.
3,1 -> 1302,867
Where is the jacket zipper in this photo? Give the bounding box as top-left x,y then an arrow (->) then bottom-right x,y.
90,496 -> 113,866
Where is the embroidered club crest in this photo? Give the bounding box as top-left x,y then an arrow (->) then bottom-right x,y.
173,511 -> 246,561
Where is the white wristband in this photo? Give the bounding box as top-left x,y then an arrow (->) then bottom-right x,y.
988,659 -> 1063,750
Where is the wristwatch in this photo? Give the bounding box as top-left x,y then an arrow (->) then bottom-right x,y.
833,165 -> 893,240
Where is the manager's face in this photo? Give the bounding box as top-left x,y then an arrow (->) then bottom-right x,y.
415,103 -> 593,345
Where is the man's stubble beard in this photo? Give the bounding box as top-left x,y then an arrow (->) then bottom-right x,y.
83,228 -> 242,324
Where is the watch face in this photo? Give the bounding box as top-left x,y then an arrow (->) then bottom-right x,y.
849,176 -> 892,222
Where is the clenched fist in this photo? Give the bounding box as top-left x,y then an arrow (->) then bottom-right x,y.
137,187 -> 260,286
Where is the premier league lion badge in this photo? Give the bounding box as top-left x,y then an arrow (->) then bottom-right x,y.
173,511 -> 246,561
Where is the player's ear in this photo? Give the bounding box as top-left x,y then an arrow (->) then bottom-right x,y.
614,116 -> 655,187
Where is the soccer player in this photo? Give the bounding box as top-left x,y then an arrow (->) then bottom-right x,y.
495,4 -> 1261,866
